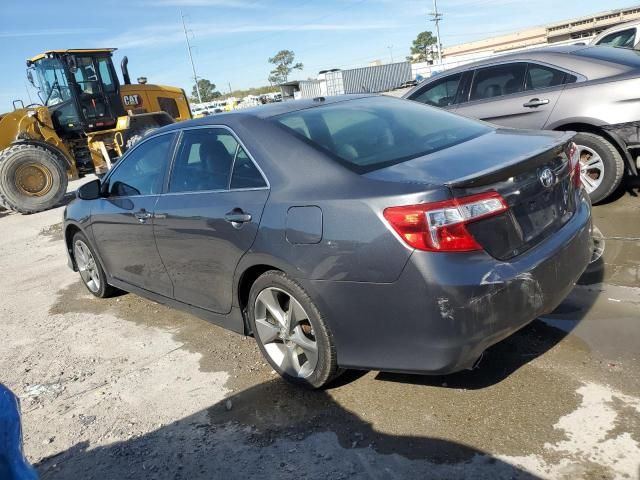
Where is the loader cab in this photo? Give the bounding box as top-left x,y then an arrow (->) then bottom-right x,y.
27,49 -> 126,138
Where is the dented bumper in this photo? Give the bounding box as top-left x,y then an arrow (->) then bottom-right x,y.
300,192 -> 592,374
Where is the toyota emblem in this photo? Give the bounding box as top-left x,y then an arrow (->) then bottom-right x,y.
539,168 -> 555,188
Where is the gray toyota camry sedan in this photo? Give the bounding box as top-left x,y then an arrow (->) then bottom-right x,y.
64,95 -> 592,388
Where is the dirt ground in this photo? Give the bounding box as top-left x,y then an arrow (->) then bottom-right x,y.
1,178 -> 639,480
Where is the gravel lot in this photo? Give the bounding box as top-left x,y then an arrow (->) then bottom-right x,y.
1,178 -> 639,479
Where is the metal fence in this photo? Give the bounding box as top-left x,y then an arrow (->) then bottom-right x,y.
298,80 -> 323,99
341,62 -> 411,94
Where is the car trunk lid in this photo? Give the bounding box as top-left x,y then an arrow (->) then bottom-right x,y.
366,128 -> 578,259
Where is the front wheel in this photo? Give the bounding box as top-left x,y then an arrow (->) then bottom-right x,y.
573,132 -> 624,204
248,271 -> 341,388
72,231 -> 117,298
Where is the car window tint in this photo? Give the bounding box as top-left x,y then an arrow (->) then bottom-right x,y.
470,63 -> 526,101
525,64 -> 567,90
597,28 -> 637,48
274,96 -> 491,173
230,147 -> 267,189
410,74 -> 461,107
108,134 -> 174,197
170,128 -> 237,193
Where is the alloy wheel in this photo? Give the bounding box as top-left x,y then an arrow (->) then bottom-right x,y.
74,240 -> 101,293
577,145 -> 605,194
253,287 -> 318,378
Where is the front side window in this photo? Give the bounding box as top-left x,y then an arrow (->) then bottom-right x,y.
107,134 -> 174,197
596,28 -> 637,48
73,56 -> 99,96
33,58 -> 72,106
470,63 -> 526,101
525,64 -> 567,90
274,96 -> 491,173
410,74 -> 462,107
170,129 -> 238,193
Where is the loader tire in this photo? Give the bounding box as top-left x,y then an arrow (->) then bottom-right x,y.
0,144 -> 68,214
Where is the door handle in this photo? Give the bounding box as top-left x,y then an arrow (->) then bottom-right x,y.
523,98 -> 550,108
134,209 -> 153,223
225,209 -> 252,228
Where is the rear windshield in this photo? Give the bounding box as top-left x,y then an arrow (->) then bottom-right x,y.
573,46 -> 640,68
273,96 -> 491,173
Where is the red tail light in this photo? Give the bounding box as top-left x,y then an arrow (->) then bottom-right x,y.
383,192 -> 509,252
568,142 -> 581,189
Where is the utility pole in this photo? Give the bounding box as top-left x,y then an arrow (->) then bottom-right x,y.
387,45 -> 394,63
228,82 -> 233,95
182,10 -> 202,104
429,0 -> 443,65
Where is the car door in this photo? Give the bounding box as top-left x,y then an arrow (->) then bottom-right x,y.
153,127 -> 269,314
405,72 -> 464,112
455,62 -> 565,130
90,132 -> 176,297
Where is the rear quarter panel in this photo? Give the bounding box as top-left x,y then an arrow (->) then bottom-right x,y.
547,76 -> 640,128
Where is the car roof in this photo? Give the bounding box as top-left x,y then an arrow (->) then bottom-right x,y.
409,45 -> 632,87
158,94 -> 376,132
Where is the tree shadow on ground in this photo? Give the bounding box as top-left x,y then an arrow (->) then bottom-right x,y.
37,379 -> 541,480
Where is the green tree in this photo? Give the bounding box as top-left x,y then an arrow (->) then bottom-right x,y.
267,50 -> 303,85
407,31 -> 438,63
191,78 -> 221,103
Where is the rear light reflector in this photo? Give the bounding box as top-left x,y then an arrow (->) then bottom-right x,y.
383,192 -> 509,252
568,142 -> 581,189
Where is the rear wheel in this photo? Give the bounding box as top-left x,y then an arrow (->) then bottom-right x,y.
72,231 -> 117,298
248,271 -> 341,388
573,132 -> 624,204
0,144 -> 68,214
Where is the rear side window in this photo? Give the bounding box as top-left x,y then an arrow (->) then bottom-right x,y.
170,129 -> 238,192
410,74 -> 461,107
525,64 -> 567,90
273,96 -> 491,173
158,97 -> 180,119
470,63 -> 526,100
108,134 -> 174,196
596,28 -> 637,48
230,148 -> 266,189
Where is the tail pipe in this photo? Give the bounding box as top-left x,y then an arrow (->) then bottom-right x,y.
121,56 -> 131,85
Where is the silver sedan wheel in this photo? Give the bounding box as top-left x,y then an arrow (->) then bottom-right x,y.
74,239 -> 100,293
577,145 -> 605,194
254,287 -> 318,378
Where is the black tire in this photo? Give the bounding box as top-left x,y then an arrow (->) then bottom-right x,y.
0,144 -> 68,214
247,271 -> 341,389
573,132 -> 624,204
72,231 -> 118,298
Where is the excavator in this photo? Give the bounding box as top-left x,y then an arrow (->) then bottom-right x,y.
0,48 -> 192,214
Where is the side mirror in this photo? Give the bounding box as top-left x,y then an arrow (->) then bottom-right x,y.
26,69 -> 35,87
77,179 -> 101,200
66,55 -> 77,74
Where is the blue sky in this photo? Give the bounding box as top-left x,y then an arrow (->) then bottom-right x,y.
0,0 -> 637,109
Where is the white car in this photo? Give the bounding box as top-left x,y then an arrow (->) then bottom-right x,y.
591,21 -> 640,48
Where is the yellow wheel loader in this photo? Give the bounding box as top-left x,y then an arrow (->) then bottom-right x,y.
0,49 -> 191,214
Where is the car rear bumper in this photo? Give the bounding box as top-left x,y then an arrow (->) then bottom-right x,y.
299,191 -> 592,374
